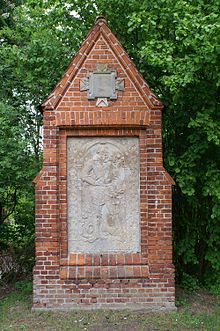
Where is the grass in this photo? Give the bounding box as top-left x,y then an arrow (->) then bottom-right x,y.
0,281 -> 220,331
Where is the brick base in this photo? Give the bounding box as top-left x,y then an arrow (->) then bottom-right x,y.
32,274 -> 176,311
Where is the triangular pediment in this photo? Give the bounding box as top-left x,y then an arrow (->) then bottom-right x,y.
41,17 -> 162,112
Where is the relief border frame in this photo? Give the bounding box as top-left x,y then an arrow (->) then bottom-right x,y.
58,127 -> 149,279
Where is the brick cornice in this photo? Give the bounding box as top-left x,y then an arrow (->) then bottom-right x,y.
55,110 -> 150,127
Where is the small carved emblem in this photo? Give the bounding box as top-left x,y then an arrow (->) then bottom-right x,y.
79,63 -> 124,102
96,98 -> 108,107
96,63 -> 108,72
80,77 -> 89,91
115,77 -> 125,91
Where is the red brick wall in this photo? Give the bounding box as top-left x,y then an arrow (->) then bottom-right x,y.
33,18 -> 175,311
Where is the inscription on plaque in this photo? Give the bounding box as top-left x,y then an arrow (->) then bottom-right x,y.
67,137 -> 140,253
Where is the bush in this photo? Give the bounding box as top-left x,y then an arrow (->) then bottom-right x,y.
180,273 -> 200,292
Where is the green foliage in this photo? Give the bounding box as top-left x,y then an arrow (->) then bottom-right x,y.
0,0 -> 219,289
15,280 -> 33,295
180,272 -> 200,292
116,0 -> 219,288
0,102 -> 36,281
175,297 -> 188,308
0,102 -> 36,225
209,283 -> 220,296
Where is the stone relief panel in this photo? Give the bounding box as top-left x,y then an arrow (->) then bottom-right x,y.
67,137 -> 140,253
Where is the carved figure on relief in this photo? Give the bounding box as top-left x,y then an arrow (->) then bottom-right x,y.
80,143 -> 126,243
67,137 -> 140,253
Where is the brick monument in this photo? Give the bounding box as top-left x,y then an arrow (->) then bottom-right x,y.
33,17 -> 176,310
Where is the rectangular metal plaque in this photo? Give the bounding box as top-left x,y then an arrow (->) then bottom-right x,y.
88,71 -> 117,100
67,137 -> 140,253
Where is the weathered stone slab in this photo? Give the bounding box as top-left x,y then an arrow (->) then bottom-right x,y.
67,137 -> 140,253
